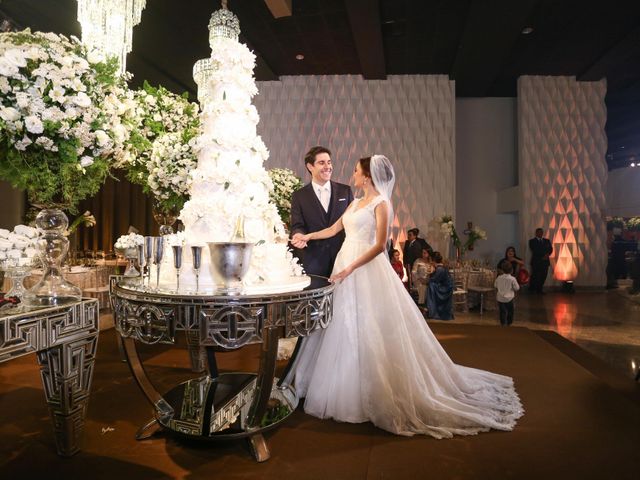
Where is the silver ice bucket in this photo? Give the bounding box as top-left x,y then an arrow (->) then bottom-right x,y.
207,242 -> 253,293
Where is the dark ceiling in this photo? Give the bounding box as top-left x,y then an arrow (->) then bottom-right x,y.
1,0 -> 640,170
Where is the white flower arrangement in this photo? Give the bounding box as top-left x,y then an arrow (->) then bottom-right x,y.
114,233 -> 144,250
436,214 -> 487,255
147,133 -> 197,202
119,81 -> 200,213
267,168 -> 304,226
0,224 -> 41,268
0,29 -> 133,211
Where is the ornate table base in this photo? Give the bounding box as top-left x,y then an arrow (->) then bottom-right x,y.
0,299 -> 99,456
111,276 -> 334,462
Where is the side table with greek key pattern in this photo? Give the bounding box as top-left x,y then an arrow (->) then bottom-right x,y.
0,298 -> 99,456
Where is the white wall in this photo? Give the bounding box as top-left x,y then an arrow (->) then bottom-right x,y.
456,98 -> 519,266
606,166 -> 640,217
255,75 -> 456,253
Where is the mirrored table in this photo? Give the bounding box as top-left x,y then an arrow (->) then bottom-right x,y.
0,298 -> 99,456
110,276 -> 335,462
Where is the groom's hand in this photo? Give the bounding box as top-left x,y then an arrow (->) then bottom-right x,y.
291,233 -> 308,248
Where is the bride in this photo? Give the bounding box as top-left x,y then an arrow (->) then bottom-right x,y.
289,155 -> 523,438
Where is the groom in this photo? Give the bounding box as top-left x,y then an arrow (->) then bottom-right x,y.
290,146 -> 354,277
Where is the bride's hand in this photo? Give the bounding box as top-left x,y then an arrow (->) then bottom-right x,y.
330,266 -> 353,283
290,232 -> 310,248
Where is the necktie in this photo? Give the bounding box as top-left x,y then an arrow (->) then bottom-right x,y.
319,188 -> 329,212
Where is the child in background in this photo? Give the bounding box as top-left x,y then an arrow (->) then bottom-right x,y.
495,260 -> 520,326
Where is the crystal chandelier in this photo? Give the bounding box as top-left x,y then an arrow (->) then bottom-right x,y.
76,0 -> 146,75
193,2 -> 241,107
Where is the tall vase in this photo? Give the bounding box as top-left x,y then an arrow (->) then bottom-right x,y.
152,200 -> 179,236
23,208 -> 82,306
455,245 -> 463,265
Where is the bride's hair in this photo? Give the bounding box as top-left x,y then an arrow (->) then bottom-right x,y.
359,156 -> 373,181
359,156 -> 394,189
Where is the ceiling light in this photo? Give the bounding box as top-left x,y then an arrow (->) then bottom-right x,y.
295,54 -> 304,60
76,0 -> 147,75
521,26 -> 534,35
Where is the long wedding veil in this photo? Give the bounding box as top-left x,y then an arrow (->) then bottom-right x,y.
370,154 -> 395,239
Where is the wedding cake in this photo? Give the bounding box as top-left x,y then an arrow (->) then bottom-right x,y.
155,7 -> 309,294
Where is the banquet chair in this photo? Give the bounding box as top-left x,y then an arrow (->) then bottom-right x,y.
451,268 -> 468,313
83,264 -> 112,311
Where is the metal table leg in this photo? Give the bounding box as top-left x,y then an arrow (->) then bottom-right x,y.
120,336 -> 175,439
246,325 -> 280,462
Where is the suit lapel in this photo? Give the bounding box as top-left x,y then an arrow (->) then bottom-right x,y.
327,181 -> 337,221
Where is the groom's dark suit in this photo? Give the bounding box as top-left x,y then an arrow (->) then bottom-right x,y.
290,181 -> 353,277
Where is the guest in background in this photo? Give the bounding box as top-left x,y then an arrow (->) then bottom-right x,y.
528,228 -> 553,294
412,247 -> 434,305
390,249 -> 404,281
403,228 -> 432,288
497,246 -> 525,275
426,251 -> 454,320
387,235 -> 395,259
495,260 -> 520,326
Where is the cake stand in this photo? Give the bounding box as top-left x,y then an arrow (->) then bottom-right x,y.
110,275 -> 334,462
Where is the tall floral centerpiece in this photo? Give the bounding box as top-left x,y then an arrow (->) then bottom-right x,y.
120,81 -> 200,234
0,30 -> 132,305
437,215 -> 487,262
267,168 -> 304,228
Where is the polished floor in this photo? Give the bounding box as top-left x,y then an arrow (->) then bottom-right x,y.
448,282 -> 640,381
2,287 -> 640,478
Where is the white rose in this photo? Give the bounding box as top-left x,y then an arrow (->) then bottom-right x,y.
73,92 -> 91,108
95,130 -> 110,146
80,156 -> 94,168
3,48 -> 28,68
86,49 -> 104,64
0,76 -> 10,94
0,107 -> 21,122
0,58 -> 19,77
24,115 -> 44,134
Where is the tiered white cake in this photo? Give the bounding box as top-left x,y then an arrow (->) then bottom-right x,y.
156,8 -> 309,294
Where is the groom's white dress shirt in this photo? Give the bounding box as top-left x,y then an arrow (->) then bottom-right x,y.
312,180 -> 331,213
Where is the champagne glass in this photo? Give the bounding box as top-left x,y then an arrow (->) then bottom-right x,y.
172,244 -> 183,292
143,236 -> 154,286
153,236 -> 164,289
137,244 -> 145,285
191,245 -> 203,293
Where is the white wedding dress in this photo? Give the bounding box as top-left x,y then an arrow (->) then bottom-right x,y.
292,196 -> 524,438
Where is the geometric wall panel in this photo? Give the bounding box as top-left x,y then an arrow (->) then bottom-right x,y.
518,76 -> 608,286
255,75 -> 455,253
